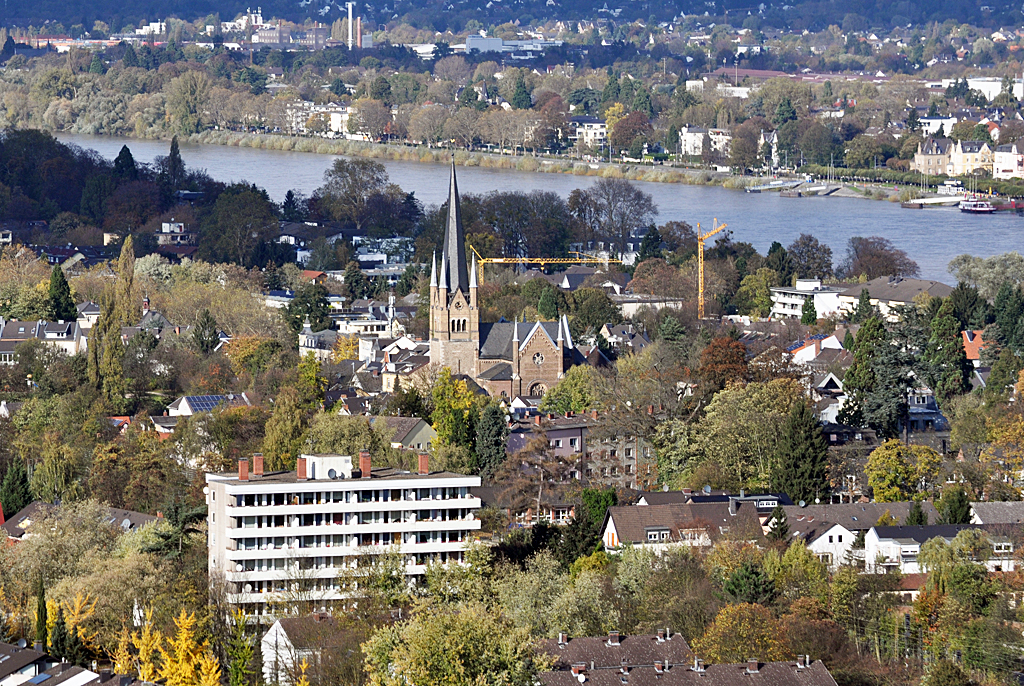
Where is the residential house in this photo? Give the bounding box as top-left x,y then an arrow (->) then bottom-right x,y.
301,270 -> 328,285
610,294 -> 689,318
994,142 -> 1024,179
2,501 -> 157,543
368,416 -> 436,450
969,501 -> 1024,525
0,642 -> 56,686
948,139 -> 994,176
76,301 -> 101,329
264,290 -> 295,309
262,613 -> 356,686
600,497 -> 770,551
786,333 -> 844,366
0,318 -> 85,364
473,484 -> 574,526
538,629 -> 693,673
918,116 -> 957,136
838,277 -> 954,321
166,393 -> 251,417
678,126 -> 731,158
769,280 -> 846,320
156,220 -> 196,246
864,525 -> 1016,574
911,137 -> 952,174
298,319 -> 339,362
540,656 -> 839,686
205,453 -> 481,615
569,116 -> 608,147
599,323 -> 650,354
961,330 -> 989,368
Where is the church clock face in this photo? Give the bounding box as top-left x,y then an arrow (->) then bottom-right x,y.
533,352 -> 544,366
454,301 -> 463,309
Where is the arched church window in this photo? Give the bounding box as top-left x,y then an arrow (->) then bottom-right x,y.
529,382 -> 547,395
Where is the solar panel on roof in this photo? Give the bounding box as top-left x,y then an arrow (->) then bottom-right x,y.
29,674 -> 52,684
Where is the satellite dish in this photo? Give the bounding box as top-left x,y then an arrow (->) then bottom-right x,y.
17,639 -> 27,649
236,564 -> 243,572
577,675 -> 586,684
244,584 -> 252,593
798,500 -> 806,508
702,485 -> 712,494
815,498 -> 821,504
328,468 -> 337,479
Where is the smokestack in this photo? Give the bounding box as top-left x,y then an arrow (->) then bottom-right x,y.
346,2 -> 354,48
418,453 -> 429,475
360,451 -> 371,477
297,456 -> 308,481
238,458 -> 249,481
356,16 -> 362,48
253,453 -> 264,477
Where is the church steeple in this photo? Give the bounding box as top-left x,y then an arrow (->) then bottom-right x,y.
441,159 -> 470,295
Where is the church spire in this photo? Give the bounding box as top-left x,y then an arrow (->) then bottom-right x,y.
429,251 -> 437,288
469,252 -> 478,289
441,158 -> 470,295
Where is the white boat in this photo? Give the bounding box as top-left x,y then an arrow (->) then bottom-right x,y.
959,198 -> 998,214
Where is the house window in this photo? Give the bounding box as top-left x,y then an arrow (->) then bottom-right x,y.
569,437 -> 579,451
838,535 -> 843,543
818,553 -> 833,565
828,535 -> 833,543
625,448 -> 633,458
552,439 -> 563,448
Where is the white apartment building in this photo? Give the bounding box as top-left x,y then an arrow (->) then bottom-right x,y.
206,452 -> 481,616
678,126 -> 731,157
864,525 -> 1015,575
994,142 -> 1024,179
769,279 -> 844,320
570,116 -> 608,147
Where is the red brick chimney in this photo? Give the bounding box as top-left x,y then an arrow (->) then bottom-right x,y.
238,458 -> 249,481
253,453 -> 264,477
418,452 -> 429,475
591,409 -> 599,419
534,414 -> 542,425
297,456 -> 308,481
360,451 -> 371,477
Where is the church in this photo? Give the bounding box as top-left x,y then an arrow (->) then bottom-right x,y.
428,163 -> 594,398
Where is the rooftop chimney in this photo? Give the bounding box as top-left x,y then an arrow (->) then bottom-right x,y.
647,405 -> 654,415
747,659 -> 759,674
360,451 -> 371,478
796,656 -> 806,669
253,453 -> 264,477
534,414 -> 542,425
99,669 -> 112,682
693,659 -> 705,673
607,630 -> 620,646
654,661 -> 665,674
656,628 -> 665,642
571,663 -> 586,676
591,409 -> 599,419
558,632 -> 568,646
238,458 -> 249,482
297,456 -> 308,481
418,452 -> 429,475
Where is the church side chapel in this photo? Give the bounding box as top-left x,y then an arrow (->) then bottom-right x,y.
428,163 -> 593,398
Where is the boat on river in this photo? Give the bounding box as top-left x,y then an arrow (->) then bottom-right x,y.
959,198 -> 998,214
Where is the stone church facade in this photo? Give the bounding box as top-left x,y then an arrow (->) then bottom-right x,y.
428,163 -> 588,398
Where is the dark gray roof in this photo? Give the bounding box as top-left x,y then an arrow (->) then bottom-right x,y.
969,501 -> 1024,524
541,660 -> 838,686
920,137 -> 952,155
872,524 -> 983,543
2,501 -> 157,540
840,276 -> 953,304
479,321 -> 563,360
478,362 -> 513,381
604,502 -> 764,545
369,416 -> 428,444
784,501 -> 939,531
538,631 -> 693,671
0,641 -> 51,679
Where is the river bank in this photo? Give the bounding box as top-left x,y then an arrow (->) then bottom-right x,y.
183,129 -> 753,188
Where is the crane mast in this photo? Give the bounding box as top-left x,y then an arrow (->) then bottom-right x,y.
697,219 -> 726,319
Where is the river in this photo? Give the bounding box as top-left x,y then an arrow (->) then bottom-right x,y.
56,132 -> 1024,282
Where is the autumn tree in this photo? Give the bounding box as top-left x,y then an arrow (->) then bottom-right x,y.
87,236 -> 135,409
159,610 -> 204,686
431,367 -> 478,450
694,603 -> 789,663
315,159 -> 389,231
697,337 -> 749,394
865,440 -> 942,502
166,71 -> 210,135
539,364 -> 598,415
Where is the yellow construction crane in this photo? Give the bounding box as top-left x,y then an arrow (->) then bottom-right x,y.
697,219 -> 726,319
469,246 -> 622,284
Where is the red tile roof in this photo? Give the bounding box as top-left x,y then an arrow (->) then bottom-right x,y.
961,330 -> 987,361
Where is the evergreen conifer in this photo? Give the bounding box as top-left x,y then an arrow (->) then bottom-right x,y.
0,459 -> 32,517
906,499 -> 928,526
774,402 -> 829,503
192,309 -> 220,354
35,576 -> 46,648
475,402 -> 510,479
928,298 -> 971,406
47,265 -> 77,323
767,504 -> 789,541
801,297 -> 817,325
50,608 -> 68,660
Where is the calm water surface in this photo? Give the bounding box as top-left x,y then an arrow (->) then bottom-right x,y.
57,133 -> 1024,282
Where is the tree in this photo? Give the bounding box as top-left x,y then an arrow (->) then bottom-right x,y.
724,562 -> 778,606
166,71 -> 211,135
773,402 -> 829,503
132,609 -> 163,683
609,111 -> 653,150
840,236 -> 919,280
539,365 -> 598,415
773,97 -> 797,125
694,603 -> 788,663
315,159 -> 389,231
906,499 -> 928,526
363,602 -> 548,686
767,504 -> 789,541
928,299 -> 971,406
0,458 -> 32,517
226,610 -> 254,686
906,108 -> 921,132
733,268 -> 778,318
851,288 -> 875,324
865,440 -> 941,502
511,74 -> 532,110
159,610 -> 204,686
800,297 -> 817,324
142,496 -> 207,561
937,486 -> 971,525
35,576 -> 47,648
88,236 -> 134,409
192,309 -> 219,355
787,234 -> 833,280
474,401 -> 509,479
203,185 -> 278,267
431,367 -> 477,449
113,145 -> 139,182
925,660 -> 972,686
697,337 -> 748,393
799,122 -> 836,166
50,607 -> 68,659
839,316 -> 884,426
262,387 -> 307,470
285,283 -> 331,335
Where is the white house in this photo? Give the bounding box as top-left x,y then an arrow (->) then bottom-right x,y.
770,280 -> 845,320
569,116 -> 608,148
864,525 -> 1015,574
787,334 -> 844,366
166,393 -> 251,417
678,126 -> 731,157
791,520 -> 856,570
261,614 -> 353,685
994,142 -> 1024,179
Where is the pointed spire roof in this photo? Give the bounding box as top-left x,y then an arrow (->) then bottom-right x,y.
439,251 -> 449,290
430,251 -> 437,288
469,252 -> 478,289
512,316 -> 519,342
441,159 -> 470,295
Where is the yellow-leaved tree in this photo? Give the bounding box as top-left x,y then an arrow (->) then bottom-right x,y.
131,609 -> 163,683
110,628 -> 132,675
196,649 -> 222,686
332,333 -> 359,362
159,609 -> 204,686
693,603 -> 791,663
